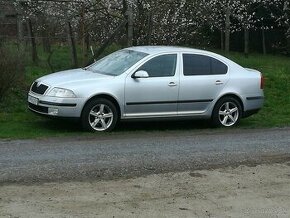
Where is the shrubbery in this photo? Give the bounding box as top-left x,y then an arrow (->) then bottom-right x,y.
0,46 -> 24,102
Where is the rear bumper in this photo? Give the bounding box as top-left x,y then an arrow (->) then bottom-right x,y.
243,95 -> 264,111
242,94 -> 264,118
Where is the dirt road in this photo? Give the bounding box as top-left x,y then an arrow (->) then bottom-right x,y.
1,163 -> 290,218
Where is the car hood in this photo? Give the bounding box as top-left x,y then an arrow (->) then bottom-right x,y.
37,68 -> 112,87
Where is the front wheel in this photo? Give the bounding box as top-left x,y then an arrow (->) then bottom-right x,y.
211,97 -> 242,127
81,98 -> 118,132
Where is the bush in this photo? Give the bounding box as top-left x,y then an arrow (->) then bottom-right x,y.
0,46 -> 24,102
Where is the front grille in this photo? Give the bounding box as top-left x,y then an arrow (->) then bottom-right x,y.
28,103 -> 48,114
31,82 -> 48,95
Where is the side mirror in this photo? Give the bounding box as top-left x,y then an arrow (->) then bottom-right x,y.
132,70 -> 149,79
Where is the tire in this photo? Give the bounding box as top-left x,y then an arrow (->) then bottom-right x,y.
81,98 -> 118,132
211,97 -> 242,127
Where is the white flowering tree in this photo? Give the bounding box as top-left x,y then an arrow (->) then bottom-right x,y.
269,0 -> 290,52
198,0 -> 243,53
234,0 -> 284,56
13,0 -> 128,66
133,0 -> 204,45
3,0 -> 290,61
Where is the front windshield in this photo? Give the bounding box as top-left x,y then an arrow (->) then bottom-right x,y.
87,49 -> 148,76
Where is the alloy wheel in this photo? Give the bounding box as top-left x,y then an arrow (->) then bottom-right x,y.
218,102 -> 239,127
88,104 -> 114,131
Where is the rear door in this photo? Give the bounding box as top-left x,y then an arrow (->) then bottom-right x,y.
178,53 -> 229,115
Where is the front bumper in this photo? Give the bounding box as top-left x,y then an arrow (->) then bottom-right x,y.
27,92 -> 86,118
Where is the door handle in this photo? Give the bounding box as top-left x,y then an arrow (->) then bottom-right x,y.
215,80 -> 224,85
168,82 -> 177,87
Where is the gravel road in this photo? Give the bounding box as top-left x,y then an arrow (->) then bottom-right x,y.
0,127 -> 290,184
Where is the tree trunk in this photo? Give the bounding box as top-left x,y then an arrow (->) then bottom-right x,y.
225,7 -> 231,53
287,37 -> 290,54
80,3 -> 87,65
47,50 -> 54,72
17,14 -> 24,51
220,30 -> 224,50
244,27 -> 249,58
262,27 -> 267,55
127,1 -> 134,47
42,24 -> 51,53
147,10 -> 153,45
67,21 -> 78,68
286,27 -> 290,54
27,19 -> 38,63
85,34 -> 90,63
42,36 -> 51,53
122,0 -> 128,15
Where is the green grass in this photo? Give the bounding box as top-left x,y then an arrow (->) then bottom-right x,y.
0,46 -> 289,139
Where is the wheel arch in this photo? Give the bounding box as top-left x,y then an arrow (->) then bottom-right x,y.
215,93 -> 244,113
82,94 -> 122,119
210,93 -> 244,127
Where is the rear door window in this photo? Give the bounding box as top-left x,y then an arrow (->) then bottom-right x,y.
211,58 -> 228,75
183,54 -> 228,76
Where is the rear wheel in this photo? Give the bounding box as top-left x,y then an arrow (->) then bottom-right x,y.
212,97 -> 242,127
81,98 -> 118,132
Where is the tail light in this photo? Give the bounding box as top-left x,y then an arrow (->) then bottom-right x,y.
260,73 -> 265,89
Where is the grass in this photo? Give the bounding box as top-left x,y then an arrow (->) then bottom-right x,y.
0,45 -> 289,139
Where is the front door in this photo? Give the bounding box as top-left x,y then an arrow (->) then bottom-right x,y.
125,54 -> 179,118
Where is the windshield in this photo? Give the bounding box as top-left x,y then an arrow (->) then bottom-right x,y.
87,50 -> 148,76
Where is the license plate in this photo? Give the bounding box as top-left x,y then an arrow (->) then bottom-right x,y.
28,95 -> 39,105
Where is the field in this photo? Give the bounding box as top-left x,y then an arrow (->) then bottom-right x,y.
0,45 -> 289,139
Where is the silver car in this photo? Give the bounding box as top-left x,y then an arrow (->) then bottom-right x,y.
28,46 -> 264,132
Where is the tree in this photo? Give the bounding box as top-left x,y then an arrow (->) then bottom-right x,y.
234,0 -> 283,57
199,0 -> 241,53
5,0 -> 290,59
270,0 -> 290,52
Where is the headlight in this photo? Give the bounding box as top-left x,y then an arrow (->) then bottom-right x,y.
47,88 -> 76,98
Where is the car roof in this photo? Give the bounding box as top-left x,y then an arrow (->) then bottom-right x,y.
125,46 -> 243,70
126,46 -> 213,55
125,46 -> 246,72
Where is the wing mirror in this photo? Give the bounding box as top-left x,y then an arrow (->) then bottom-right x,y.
132,70 -> 149,79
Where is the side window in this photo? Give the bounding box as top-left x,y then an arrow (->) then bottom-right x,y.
138,54 -> 177,77
211,58 -> 228,75
183,54 -> 211,76
183,54 -> 228,76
